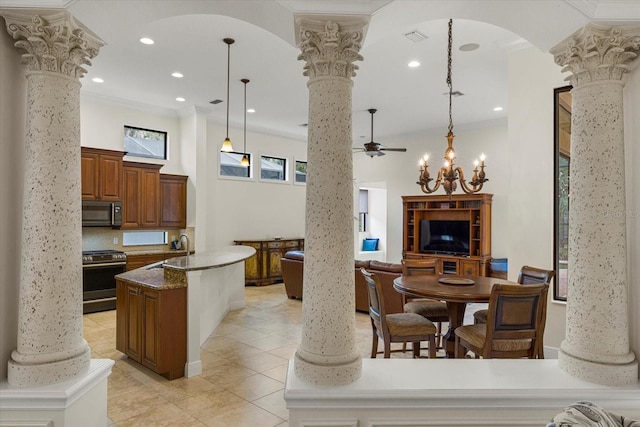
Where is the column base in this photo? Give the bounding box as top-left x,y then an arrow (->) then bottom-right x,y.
8,343 -> 91,387
293,351 -> 361,386
0,359 -> 113,427
559,346 -> 638,386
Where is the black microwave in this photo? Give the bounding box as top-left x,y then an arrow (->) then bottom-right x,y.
82,201 -> 122,227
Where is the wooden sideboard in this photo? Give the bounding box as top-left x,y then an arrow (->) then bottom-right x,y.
234,238 -> 304,286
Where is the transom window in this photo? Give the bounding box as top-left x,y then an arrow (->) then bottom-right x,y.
261,155 -> 287,181
295,160 -> 307,184
124,125 -> 167,160
220,152 -> 251,178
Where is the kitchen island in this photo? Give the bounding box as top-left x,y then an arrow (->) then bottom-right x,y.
115,245 -> 256,379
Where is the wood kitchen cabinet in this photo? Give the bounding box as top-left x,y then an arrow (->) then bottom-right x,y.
116,279 -> 186,380
122,162 -> 162,229
159,174 -> 187,229
234,238 -> 304,286
125,252 -> 187,271
81,147 -> 124,201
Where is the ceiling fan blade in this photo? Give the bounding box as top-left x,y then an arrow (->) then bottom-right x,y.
380,147 -> 407,152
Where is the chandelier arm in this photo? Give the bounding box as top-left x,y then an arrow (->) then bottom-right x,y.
456,166 -> 484,194
417,167 -> 445,194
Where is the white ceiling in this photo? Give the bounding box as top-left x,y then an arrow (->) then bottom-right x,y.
10,0 -> 636,147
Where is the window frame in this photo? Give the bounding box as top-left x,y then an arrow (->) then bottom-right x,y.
294,159 -> 307,185
259,154 -> 288,183
123,125 -> 167,160
219,151 -> 253,180
553,85 -> 572,302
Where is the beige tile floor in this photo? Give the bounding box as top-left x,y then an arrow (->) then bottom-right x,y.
84,284 -> 474,426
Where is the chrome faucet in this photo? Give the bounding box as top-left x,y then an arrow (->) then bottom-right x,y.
179,234 -> 190,257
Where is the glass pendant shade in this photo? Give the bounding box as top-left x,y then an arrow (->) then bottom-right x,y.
240,154 -> 250,166
221,137 -> 233,152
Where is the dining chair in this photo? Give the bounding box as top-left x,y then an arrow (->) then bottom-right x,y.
454,283 -> 549,359
360,268 -> 437,359
473,265 -> 555,325
401,258 -> 449,348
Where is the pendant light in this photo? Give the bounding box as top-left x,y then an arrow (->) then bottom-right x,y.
220,38 -> 235,152
240,78 -> 250,167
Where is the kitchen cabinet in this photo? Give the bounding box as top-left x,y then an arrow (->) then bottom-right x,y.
116,279 -> 186,379
159,174 -> 187,229
81,147 -> 124,201
122,162 -> 162,229
402,193 -> 492,277
125,251 -> 187,271
234,238 -> 304,285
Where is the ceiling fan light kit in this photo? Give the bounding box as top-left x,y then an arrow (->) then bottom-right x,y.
416,19 -> 488,196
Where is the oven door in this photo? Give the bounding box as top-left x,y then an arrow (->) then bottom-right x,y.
82,261 -> 126,314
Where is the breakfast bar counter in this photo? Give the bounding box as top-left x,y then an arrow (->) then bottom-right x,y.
115,245 -> 256,379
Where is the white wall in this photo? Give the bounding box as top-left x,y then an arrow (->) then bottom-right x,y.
507,46 -> 568,350
0,18 -> 25,381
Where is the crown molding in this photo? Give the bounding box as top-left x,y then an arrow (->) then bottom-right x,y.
566,0 -> 640,21
0,0 -> 75,8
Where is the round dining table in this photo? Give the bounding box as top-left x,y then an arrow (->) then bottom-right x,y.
393,274 -> 518,358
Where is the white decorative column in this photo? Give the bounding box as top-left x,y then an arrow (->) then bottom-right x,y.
293,16 -> 368,386
551,24 -> 640,386
3,11 -> 103,387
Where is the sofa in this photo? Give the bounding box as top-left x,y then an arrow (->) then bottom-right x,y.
280,250 -> 404,314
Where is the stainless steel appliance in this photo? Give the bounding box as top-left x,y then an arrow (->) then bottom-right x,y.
82,250 -> 127,314
82,200 -> 122,227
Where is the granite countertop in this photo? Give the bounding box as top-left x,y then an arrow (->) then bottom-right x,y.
116,246 -> 256,290
163,246 -> 256,272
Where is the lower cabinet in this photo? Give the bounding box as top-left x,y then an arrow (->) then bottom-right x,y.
126,252 -> 187,271
116,279 -> 186,379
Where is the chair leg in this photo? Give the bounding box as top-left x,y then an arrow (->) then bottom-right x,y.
429,335 -> 436,359
412,341 -> 420,358
454,335 -> 464,359
384,341 -> 391,358
371,330 -> 378,358
436,321 -> 442,348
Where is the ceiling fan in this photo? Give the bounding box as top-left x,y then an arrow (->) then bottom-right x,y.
355,109 -> 407,157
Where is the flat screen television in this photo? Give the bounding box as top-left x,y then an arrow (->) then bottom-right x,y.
419,219 -> 470,256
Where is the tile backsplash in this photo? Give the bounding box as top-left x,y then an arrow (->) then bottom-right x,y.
82,227 -> 195,253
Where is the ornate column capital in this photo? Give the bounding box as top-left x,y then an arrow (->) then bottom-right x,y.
550,24 -> 640,86
296,16 -> 367,79
2,10 -> 104,80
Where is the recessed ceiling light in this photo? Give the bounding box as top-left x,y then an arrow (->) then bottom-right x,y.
459,43 -> 480,52
139,37 -> 154,45
92,77 -> 104,83
176,97 -> 186,102
171,72 -> 183,78
493,106 -> 503,111
408,60 -> 420,68
247,108 -> 255,113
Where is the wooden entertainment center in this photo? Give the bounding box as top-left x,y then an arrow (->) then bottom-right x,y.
402,193 -> 492,277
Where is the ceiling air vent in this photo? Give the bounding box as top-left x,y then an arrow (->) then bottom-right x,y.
404,30 -> 428,43
209,99 -> 223,105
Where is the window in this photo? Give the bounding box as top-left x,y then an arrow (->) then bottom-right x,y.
554,85 -> 572,301
123,231 -> 168,246
260,155 -> 287,181
295,160 -> 307,184
220,152 -> 251,178
124,125 -> 167,160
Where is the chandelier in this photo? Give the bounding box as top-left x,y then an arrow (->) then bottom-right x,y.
416,19 -> 488,196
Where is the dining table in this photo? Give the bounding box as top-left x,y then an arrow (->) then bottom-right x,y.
393,274 -> 518,358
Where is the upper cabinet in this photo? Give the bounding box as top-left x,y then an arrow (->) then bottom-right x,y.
159,174 -> 188,229
81,148 -> 124,201
122,162 -> 162,229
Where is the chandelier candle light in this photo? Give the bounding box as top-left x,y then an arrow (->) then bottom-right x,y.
220,38 -> 235,152
416,19 -> 488,196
